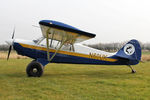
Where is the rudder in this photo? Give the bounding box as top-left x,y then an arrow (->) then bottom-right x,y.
115,39 -> 141,65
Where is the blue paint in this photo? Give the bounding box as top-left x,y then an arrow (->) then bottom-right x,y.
36,58 -> 49,66
39,20 -> 96,38
113,39 -> 141,65
13,39 -> 141,67
40,20 -> 80,31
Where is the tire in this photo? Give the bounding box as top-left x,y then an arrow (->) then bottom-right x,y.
26,60 -> 43,77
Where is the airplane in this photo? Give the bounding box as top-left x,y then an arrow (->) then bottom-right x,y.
5,20 -> 142,77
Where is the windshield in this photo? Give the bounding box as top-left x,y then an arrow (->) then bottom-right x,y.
33,37 -> 44,44
38,38 -> 74,52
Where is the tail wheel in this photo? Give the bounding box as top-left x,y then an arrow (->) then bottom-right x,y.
26,61 -> 43,77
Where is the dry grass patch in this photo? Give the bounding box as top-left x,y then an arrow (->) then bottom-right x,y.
0,51 -> 27,59
141,55 -> 150,62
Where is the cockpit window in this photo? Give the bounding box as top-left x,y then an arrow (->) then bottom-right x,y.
33,37 -> 44,44
38,38 -> 74,52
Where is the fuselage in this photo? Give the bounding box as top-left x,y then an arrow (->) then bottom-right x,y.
10,38 -> 133,66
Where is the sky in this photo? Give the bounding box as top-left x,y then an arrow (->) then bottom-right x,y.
0,0 -> 150,44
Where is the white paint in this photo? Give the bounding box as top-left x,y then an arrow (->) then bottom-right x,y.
12,37 -> 115,57
124,44 -> 135,55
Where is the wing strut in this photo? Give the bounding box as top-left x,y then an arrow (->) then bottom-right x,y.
50,31 -> 54,47
46,28 -> 50,61
46,29 -> 80,62
48,39 -> 66,62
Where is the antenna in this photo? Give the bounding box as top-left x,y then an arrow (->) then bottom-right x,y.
32,25 -> 40,28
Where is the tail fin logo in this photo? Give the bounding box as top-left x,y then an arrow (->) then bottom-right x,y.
124,44 -> 135,55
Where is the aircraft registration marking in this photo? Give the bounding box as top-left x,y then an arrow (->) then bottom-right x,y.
89,53 -> 117,62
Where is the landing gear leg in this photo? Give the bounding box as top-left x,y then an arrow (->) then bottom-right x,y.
127,65 -> 136,73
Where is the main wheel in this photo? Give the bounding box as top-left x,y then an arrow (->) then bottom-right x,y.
26,61 -> 43,77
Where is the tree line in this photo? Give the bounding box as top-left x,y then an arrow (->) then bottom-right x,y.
0,44 -> 9,51
86,42 -> 150,52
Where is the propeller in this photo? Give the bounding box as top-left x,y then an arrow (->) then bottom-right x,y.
7,28 -> 15,60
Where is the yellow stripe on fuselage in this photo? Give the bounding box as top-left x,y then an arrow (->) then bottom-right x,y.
20,43 -> 117,62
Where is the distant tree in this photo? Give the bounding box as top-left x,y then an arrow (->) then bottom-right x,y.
0,44 -> 9,51
86,41 -> 150,52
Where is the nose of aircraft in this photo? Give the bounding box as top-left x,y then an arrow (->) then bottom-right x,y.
5,39 -> 14,46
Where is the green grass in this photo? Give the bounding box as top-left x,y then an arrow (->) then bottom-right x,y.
142,51 -> 150,55
0,59 -> 150,100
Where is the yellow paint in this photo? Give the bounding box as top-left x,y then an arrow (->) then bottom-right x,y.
41,25 -> 91,43
20,43 -> 117,62
89,53 -> 117,62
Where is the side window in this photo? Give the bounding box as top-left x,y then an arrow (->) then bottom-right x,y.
39,39 -> 60,49
39,39 -> 46,47
61,44 -> 73,51
38,39 -> 74,52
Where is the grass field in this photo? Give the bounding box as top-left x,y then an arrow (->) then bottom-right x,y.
0,58 -> 150,100
142,51 -> 150,62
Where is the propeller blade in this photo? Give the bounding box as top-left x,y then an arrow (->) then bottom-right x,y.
7,46 -> 12,60
12,28 -> 15,39
7,27 -> 15,60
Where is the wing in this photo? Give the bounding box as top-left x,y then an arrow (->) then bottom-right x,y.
39,20 -> 96,43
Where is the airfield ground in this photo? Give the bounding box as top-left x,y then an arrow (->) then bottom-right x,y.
0,51 -> 150,100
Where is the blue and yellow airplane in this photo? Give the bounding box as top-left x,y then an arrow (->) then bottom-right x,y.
6,20 -> 142,77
